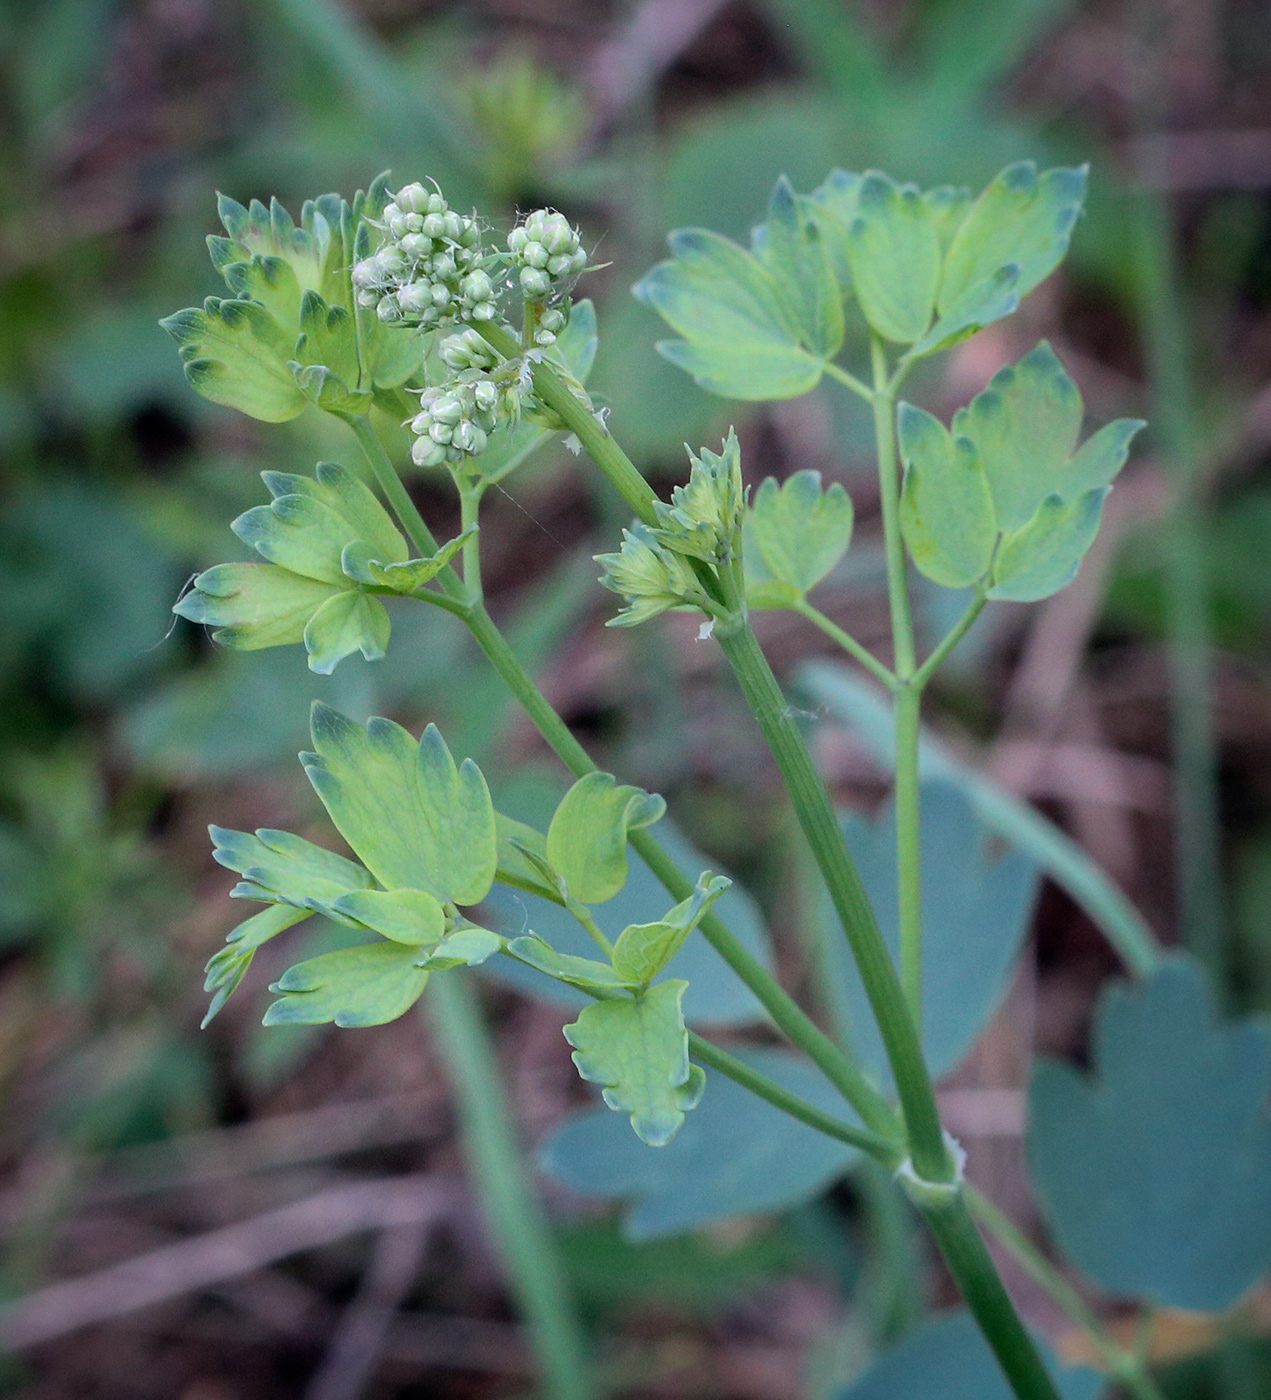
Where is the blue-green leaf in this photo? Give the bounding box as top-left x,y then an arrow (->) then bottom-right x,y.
263,940 -> 431,1028
209,824 -> 373,911
805,168 -> 862,296
202,904 -> 310,1027
990,488 -> 1109,603
898,403 -> 995,588
832,1311 -> 1105,1400
173,564 -> 340,650
546,772 -> 666,905
303,704 -> 497,906
539,1048 -> 859,1238
505,936 -> 637,995
1028,957 -> 1271,1312
611,872 -> 731,987
634,228 -> 826,400
846,172 -> 941,344
563,980 -> 706,1146
328,887 -> 446,946
938,162 -> 1088,317
302,589 -> 391,673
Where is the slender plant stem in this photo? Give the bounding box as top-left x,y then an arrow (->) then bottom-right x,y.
966,1187 -> 1167,1400
686,1034 -> 899,1159
426,976 -> 594,1400
566,898 -> 614,957
793,598 -> 899,691
916,1191 -> 1063,1400
912,591 -> 988,689
823,359 -> 875,404
459,481 -> 484,601
868,336 -> 926,1029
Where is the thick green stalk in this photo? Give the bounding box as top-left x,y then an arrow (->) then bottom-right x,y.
917,1190 -> 1063,1400
426,976 -> 594,1400
869,336 -> 924,1028
713,620 -> 950,1180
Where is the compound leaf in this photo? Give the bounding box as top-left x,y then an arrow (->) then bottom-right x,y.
546,771 -> 665,905
1028,957 -> 1271,1312
303,704 -> 497,906
563,980 -> 705,1146
846,171 -> 941,344
898,403 -> 995,588
990,488 -> 1108,603
748,471 -> 853,595
263,940 -> 430,1028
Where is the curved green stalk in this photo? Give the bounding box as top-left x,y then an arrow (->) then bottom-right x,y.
426,975 -> 594,1400
793,597 -> 899,691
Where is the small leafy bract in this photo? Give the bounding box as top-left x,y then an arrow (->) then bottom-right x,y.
634,227 -> 825,401
833,1310 -> 1104,1400
209,825 -> 373,912
539,1049 -> 858,1238
161,298 -> 307,422
264,941 -> 431,1028
746,470 -> 853,598
754,176 -> 843,360
1028,957 -> 1271,1312
611,872 -> 731,986
846,171 -> 941,344
938,162 -> 1088,318
563,980 -> 705,1146
897,404 -> 996,589
303,703 -> 497,906
546,771 -> 665,904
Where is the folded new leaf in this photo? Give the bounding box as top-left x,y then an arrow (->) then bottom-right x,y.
898,342 -> 1143,601
745,470 -> 853,607
564,980 -> 705,1146
611,872 -> 731,987
546,771 -> 666,904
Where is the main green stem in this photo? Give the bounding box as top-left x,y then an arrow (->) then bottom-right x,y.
870,335 -> 924,1028
426,976 -> 594,1400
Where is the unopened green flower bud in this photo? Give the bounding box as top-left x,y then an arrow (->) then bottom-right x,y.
595,526 -> 701,627
412,435 -> 449,468
376,295 -> 403,323
650,430 -> 746,563
394,183 -> 431,215
520,266 -> 552,299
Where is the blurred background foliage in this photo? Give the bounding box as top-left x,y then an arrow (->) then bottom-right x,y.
2,0 -> 1271,1396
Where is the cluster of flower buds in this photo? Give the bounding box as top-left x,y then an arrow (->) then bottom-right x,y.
508,210 -> 587,301
409,367 -> 522,471
649,432 -> 746,564
531,307 -> 567,348
594,526 -> 704,628
438,328 -> 500,373
352,182 -> 496,329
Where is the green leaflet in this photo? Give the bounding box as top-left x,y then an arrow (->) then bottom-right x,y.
938,162 -> 1088,318
418,925 -> 503,970
341,526 -> 473,593
563,980 -> 706,1146
329,887 -> 447,946
293,290 -> 360,386
805,169 -> 861,297
754,176 -> 844,360
264,940 -> 431,1028
897,404 -> 995,589
202,903 -> 310,1027
173,563 -> 340,650
160,298 -> 307,423
212,192 -> 343,308
898,342 -> 1143,600
546,771 -> 666,904
989,489 -> 1109,603
747,470 -> 854,596
634,227 -> 826,401
1029,957 -> 1271,1312
209,824 -> 373,912
303,703 -> 498,906
505,936 -> 638,996
302,589 -> 391,673
846,171 -> 942,345
907,264 -> 1020,360
611,872 -> 731,987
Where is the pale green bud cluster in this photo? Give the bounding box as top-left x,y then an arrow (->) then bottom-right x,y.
410,370 -> 519,470
532,306 -> 567,347
594,525 -> 703,627
352,182 -> 494,330
438,328 -> 500,373
650,431 -> 746,563
508,209 -> 587,302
